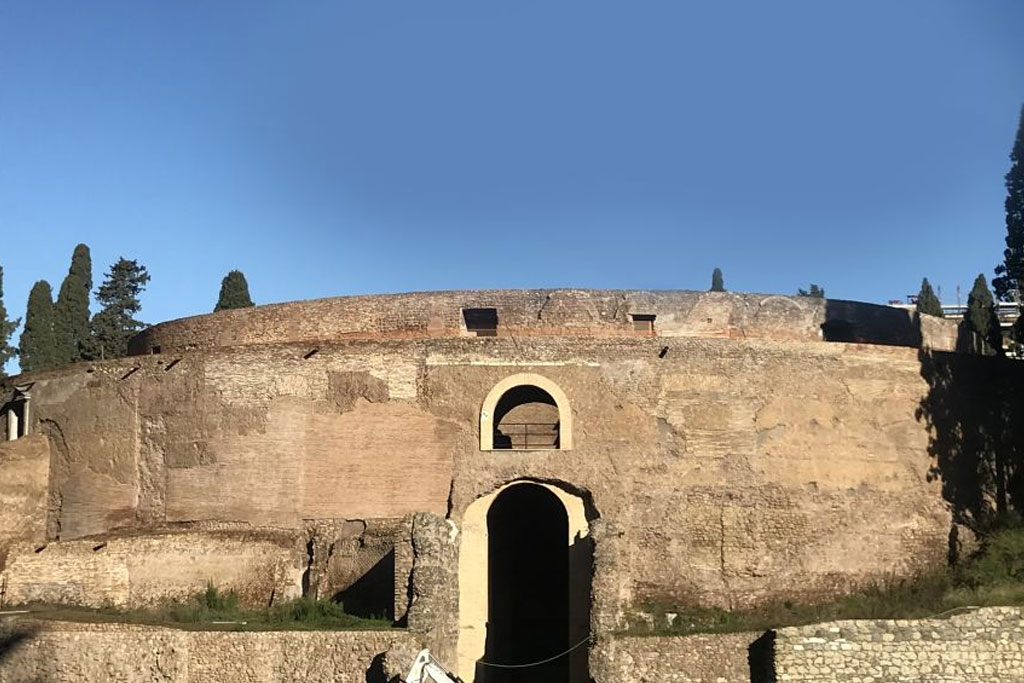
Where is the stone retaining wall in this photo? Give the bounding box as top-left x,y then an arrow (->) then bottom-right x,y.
594,632 -> 759,682
769,606 -> 1024,682
0,619 -> 414,683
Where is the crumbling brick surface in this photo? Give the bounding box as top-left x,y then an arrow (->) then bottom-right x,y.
0,289 -> 973,647
0,435 -> 49,569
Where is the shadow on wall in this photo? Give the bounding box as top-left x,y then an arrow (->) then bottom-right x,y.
822,300 -> 922,346
748,631 -> 776,683
916,349 -> 1024,555
0,628 -> 34,671
334,550 -> 396,622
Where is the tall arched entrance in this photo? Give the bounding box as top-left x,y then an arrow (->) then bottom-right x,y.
483,484 -> 568,683
457,482 -> 593,683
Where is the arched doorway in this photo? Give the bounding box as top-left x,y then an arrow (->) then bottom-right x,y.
457,482 -> 592,683
481,484 -> 568,683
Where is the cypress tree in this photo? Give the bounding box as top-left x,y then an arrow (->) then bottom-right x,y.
54,243 -> 93,363
963,273 -> 1003,355
0,266 -> 20,378
89,258 -> 151,360
710,268 -> 725,292
916,278 -> 944,317
797,284 -> 825,298
19,281 -> 59,372
214,270 -> 255,312
994,104 -> 1024,301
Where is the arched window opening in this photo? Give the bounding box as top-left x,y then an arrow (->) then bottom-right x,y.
493,385 -> 560,450
480,373 -> 573,451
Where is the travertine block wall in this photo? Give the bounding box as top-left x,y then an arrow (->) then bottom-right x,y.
0,288 -> 979,632
593,632 -> 758,683
2,529 -> 304,608
0,620 -> 412,683
771,607 -> 1024,682
1,332 -> 956,617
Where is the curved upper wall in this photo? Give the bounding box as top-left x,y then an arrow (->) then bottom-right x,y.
127,289 -> 951,355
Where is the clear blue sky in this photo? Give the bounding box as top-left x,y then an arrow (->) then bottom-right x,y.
2,1 -> 1023,365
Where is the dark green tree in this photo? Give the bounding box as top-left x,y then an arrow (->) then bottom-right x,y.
19,281 -> 59,372
710,268 -> 725,292
994,104 -> 1024,302
89,258 -> 151,360
214,270 -> 254,312
797,284 -> 825,298
963,273 -> 1003,355
54,243 -> 93,363
0,266 -> 20,378
916,278 -> 944,317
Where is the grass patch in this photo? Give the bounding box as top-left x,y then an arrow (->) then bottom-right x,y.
14,585 -> 392,632
625,523 -> 1024,637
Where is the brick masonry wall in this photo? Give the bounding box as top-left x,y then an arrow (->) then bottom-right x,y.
0,331 -> 965,617
126,289 -> 956,355
0,619 -> 413,683
769,607 -> 1024,682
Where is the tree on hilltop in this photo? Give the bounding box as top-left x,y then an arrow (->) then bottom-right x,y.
797,284 -> 825,298
0,266 -> 20,378
214,270 -> 254,312
89,258 -> 150,360
964,274 -> 1002,355
19,281 -> 59,372
916,278 -> 944,317
55,243 -> 93,363
710,268 -> 725,292
994,104 -> 1024,302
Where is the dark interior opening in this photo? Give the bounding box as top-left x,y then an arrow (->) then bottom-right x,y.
821,319 -> 863,343
482,484 -> 569,683
464,307 -> 499,336
332,549 -> 395,621
2,399 -> 26,440
631,313 -> 656,333
493,385 -> 560,449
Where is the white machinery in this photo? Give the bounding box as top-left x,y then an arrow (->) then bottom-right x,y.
404,649 -> 465,683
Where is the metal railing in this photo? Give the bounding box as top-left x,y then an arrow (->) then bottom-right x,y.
494,423 -> 560,450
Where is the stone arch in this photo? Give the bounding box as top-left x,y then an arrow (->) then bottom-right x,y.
456,480 -> 594,683
480,373 -> 573,450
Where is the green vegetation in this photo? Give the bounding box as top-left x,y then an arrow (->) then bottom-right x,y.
18,585 -> 390,632
963,273 -> 1002,355
625,523 -> 1024,636
54,244 -> 93,363
993,103 -> 1024,302
710,268 -> 725,292
0,266 -> 19,378
18,281 -> 59,372
916,278 -> 943,317
89,258 -> 150,360
214,269 -> 254,312
796,283 -> 825,298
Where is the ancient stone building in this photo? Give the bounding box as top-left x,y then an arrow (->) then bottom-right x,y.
0,289 -> 995,682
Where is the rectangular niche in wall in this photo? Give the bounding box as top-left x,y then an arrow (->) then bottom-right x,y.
631,313 -> 656,334
463,308 -> 499,337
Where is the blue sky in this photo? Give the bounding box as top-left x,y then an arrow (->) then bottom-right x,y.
1,1 -> 1023,368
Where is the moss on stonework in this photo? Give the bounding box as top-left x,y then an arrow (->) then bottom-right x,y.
624,524 -> 1024,637
11,586 -> 392,632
